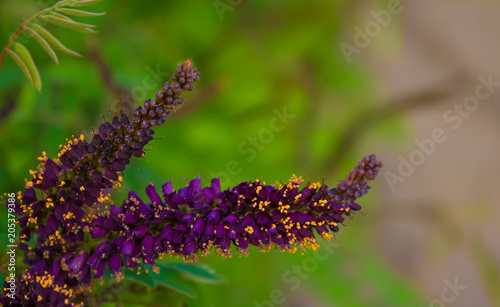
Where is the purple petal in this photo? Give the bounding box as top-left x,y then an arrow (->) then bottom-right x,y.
141,233 -> 153,254
146,184 -> 163,205
91,227 -> 107,238
190,217 -> 205,237
222,213 -> 238,225
162,179 -> 174,195
122,240 -> 135,255
127,225 -> 149,238
161,224 -> 174,240
108,253 -> 122,274
45,214 -> 58,233
206,209 -> 221,223
211,178 -> 221,195
69,253 -> 88,274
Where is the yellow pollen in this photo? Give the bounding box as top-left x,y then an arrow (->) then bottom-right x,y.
310,182 -> 321,189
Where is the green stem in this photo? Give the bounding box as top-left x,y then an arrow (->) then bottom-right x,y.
0,0 -> 71,70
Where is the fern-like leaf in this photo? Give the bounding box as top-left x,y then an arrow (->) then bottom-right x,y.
0,0 -> 105,91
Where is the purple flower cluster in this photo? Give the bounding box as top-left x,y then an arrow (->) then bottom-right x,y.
85,154 -> 382,281
1,269 -> 82,307
1,154 -> 381,307
1,61 -> 199,307
16,60 -> 198,254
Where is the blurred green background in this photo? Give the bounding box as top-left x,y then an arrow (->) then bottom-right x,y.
2,0 -> 499,306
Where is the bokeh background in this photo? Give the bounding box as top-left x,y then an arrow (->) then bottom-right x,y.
1,0 -> 499,306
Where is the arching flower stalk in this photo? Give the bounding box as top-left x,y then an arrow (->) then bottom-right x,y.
87,154 -> 382,282
16,60 -> 199,262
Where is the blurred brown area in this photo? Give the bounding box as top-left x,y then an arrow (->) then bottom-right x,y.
355,1 -> 500,306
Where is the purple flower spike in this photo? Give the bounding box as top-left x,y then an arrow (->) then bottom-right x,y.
81,154 -> 381,265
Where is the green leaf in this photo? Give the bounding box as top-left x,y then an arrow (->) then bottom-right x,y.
161,262 -> 225,284
31,24 -> 82,57
152,265 -> 196,298
70,0 -> 105,7
0,272 -> 6,284
49,11 -> 74,21
14,43 -> 41,92
122,268 -> 155,288
57,8 -> 106,17
5,48 -> 33,86
23,26 -> 58,64
41,14 -> 97,33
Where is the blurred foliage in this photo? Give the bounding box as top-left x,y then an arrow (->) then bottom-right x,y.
0,0 -> 427,306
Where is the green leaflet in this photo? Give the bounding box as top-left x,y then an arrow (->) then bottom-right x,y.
122,268 -> 156,288
5,49 -> 33,86
112,262 -> 223,300
160,262 -> 225,285
6,44 -> 41,92
69,0 -> 105,8
30,24 -> 82,57
14,43 -> 41,92
41,13 -> 97,33
152,264 -> 197,298
57,8 -> 106,17
23,26 -> 59,64
50,11 -> 74,21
